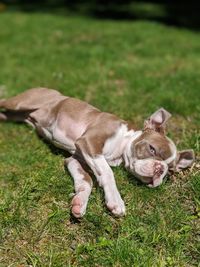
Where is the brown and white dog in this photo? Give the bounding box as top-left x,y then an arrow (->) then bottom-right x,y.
0,88 -> 195,218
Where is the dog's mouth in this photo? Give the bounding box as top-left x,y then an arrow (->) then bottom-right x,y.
147,179 -> 154,185
132,158 -> 168,187
139,175 -> 154,186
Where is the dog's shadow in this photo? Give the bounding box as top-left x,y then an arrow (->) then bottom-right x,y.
41,136 -> 71,158
126,171 -> 145,187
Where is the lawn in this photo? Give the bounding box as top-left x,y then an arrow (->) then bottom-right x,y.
0,11 -> 199,266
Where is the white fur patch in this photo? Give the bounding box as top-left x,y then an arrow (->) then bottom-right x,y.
82,153 -> 125,216
103,123 -> 142,167
53,127 -> 76,153
67,157 -> 92,216
122,129 -> 143,169
67,159 -> 88,191
103,124 -> 127,166
165,137 -> 177,165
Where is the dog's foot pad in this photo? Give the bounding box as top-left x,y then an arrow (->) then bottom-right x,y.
71,193 -> 88,218
71,196 -> 81,216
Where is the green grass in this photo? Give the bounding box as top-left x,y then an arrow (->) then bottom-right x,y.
0,11 -> 199,266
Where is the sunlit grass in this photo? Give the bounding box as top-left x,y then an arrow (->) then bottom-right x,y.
0,11 -> 199,266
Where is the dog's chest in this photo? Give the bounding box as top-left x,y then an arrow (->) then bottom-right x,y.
102,124 -> 129,166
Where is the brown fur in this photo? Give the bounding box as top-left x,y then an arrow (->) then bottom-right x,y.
0,88 -> 123,155
132,130 -> 172,161
0,88 -> 65,111
76,113 -> 123,156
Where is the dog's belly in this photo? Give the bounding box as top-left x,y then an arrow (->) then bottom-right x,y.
27,108 -> 88,154
35,124 -> 76,153
52,127 -> 76,153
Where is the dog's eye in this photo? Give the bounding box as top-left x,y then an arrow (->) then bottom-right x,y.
149,145 -> 156,155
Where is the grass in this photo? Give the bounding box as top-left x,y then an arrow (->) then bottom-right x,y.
0,11 -> 199,266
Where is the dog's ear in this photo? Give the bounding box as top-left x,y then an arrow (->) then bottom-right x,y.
175,149 -> 195,172
144,108 -> 171,133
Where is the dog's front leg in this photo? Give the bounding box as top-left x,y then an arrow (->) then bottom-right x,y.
65,156 -> 93,218
77,151 -> 125,216
84,155 -> 125,216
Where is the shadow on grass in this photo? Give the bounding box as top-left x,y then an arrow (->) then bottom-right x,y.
40,136 -> 71,158
2,0 -> 200,30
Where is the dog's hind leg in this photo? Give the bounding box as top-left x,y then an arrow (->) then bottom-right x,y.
65,156 -> 93,218
0,88 -> 64,111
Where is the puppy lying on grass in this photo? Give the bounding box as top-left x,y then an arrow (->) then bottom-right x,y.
0,88 -> 195,218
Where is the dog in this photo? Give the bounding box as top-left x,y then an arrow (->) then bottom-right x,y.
0,88 -> 195,218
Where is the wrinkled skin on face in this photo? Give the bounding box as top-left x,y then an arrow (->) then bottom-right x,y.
133,159 -> 168,187
129,108 -> 195,187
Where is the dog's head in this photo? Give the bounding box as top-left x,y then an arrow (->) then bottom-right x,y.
129,108 -> 195,187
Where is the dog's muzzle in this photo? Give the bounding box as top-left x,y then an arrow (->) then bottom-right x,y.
131,158 -> 169,187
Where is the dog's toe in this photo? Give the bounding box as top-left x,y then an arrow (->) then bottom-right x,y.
71,193 -> 88,218
106,196 -> 126,217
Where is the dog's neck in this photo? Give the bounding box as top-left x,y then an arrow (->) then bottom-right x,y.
102,124 -> 142,167
122,129 -> 142,169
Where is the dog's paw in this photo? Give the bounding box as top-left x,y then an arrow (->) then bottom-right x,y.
106,194 -> 126,217
71,192 -> 88,218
